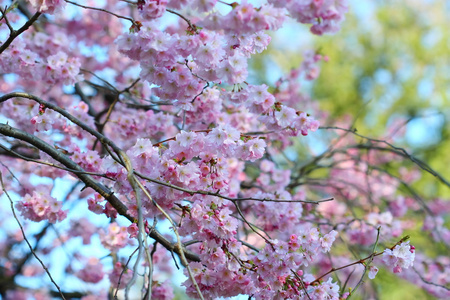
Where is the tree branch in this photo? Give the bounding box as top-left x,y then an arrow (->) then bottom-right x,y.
319,126 -> 450,188
0,10 -> 41,54
0,123 -> 201,262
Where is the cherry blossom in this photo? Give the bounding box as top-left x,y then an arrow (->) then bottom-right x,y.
382,241 -> 415,273
0,0 -> 446,299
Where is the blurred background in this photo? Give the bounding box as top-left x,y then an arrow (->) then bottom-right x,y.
244,0 -> 449,299
253,0 -> 450,197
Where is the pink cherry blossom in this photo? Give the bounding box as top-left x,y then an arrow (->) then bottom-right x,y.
0,1 -> 445,299
368,265 -> 379,279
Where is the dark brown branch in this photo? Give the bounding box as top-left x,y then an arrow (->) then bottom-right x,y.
74,83 -> 98,118
0,143 -> 40,159
0,92 -> 201,262
0,123 -> 127,213
166,9 -> 197,33
0,123 -> 200,263
0,6 -> 14,32
0,11 -> 41,54
0,92 -> 123,163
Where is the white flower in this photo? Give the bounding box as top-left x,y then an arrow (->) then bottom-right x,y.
275,105 -> 296,128
368,266 -> 379,279
382,241 -> 415,273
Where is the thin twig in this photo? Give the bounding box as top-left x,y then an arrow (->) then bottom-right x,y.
310,235 -> 411,286
0,144 -> 113,179
319,126 -> 450,187
135,170 -> 333,204
233,202 -> 272,245
412,266 -> 450,291
238,239 -> 260,252
347,227 -> 381,299
144,218 -> 158,300
114,247 -> 139,299
0,11 -> 41,54
121,150 -> 146,300
133,178 -> 205,300
0,172 -> 66,300
0,6 -> 15,32
0,123 -> 201,263
166,9 -> 197,32
64,0 -> 137,26
291,270 -> 312,300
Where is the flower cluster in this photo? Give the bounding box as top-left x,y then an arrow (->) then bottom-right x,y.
0,0 -> 446,299
99,222 -> 131,252
382,241 -> 415,273
200,2 -> 286,34
151,280 -> 174,300
69,218 -> 97,245
182,229 -> 338,299
75,257 -> 105,284
15,190 -> 67,223
269,0 -> 349,35
0,36 -> 83,87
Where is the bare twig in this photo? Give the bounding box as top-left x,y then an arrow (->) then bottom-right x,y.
0,143 -> 113,179
0,6 -> 14,32
114,247 -> 139,299
166,9 -> 197,32
0,11 -> 41,54
133,177 -> 205,300
120,151 -> 146,300
0,172 -> 66,300
319,126 -> 450,187
64,0 -> 137,26
347,227 -> 381,299
412,266 -> 450,291
233,201 -> 272,245
310,235 -> 411,286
